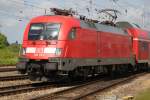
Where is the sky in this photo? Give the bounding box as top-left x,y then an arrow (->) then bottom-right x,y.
0,0 -> 150,43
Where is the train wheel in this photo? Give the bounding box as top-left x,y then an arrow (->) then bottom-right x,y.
142,63 -> 149,72
91,66 -> 97,77
19,70 -> 26,74
27,63 -> 43,81
28,72 -> 39,81
127,64 -> 137,74
68,67 -> 89,81
148,64 -> 150,72
82,68 -> 89,81
138,63 -> 148,72
28,69 -> 43,81
68,71 -> 78,81
107,66 -> 115,78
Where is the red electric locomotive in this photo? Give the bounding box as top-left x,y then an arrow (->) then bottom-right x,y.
16,9 -> 150,81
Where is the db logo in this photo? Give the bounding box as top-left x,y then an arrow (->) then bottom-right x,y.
34,53 -> 45,56
36,48 -> 44,53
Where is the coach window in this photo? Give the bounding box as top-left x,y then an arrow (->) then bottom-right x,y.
142,42 -> 148,51
69,28 -> 76,40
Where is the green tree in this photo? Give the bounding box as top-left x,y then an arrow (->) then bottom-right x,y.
0,33 -> 9,48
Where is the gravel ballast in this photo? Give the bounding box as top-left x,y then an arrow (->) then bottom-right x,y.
0,86 -> 71,100
88,73 -> 150,100
0,71 -> 20,77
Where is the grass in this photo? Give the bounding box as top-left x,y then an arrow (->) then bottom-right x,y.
0,44 -> 20,66
136,88 -> 150,100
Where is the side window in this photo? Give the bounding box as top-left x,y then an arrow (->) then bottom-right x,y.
140,41 -> 148,51
69,28 -> 76,40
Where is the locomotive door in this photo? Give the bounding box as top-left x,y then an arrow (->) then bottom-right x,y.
149,43 -> 150,64
97,31 -> 101,57
67,27 -> 83,58
139,41 -> 149,60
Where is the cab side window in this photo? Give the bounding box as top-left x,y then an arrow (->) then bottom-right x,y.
69,28 -> 76,40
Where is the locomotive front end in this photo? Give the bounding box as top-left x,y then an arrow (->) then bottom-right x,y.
16,16 -> 71,81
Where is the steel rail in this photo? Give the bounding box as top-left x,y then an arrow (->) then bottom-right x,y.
71,72 -> 146,100
0,82 -> 57,97
31,78 -> 106,100
0,75 -> 28,81
0,68 -> 16,72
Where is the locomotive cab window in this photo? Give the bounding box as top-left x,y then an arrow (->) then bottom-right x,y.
28,23 -> 44,40
68,28 -> 76,40
28,23 -> 61,40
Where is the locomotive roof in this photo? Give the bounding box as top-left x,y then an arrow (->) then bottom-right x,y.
80,20 -> 127,35
30,15 -> 129,36
116,21 -> 141,29
30,15 -> 79,22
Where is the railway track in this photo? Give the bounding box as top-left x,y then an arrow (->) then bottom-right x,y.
0,68 -> 16,72
0,74 -> 106,97
0,75 -> 28,81
31,72 -> 147,100
0,76 -> 105,97
0,82 -> 58,97
0,76 -> 104,97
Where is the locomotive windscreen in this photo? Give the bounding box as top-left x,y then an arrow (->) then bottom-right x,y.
28,23 -> 61,40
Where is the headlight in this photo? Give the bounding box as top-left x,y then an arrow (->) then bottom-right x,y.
55,48 -> 62,56
22,48 -> 26,55
19,48 -> 26,55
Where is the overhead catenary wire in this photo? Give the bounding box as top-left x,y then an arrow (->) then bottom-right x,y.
0,7 -> 42,19
2,0 -> 101,20
0,10 -> 30,20
0,0 -> 52,21
7,0 -> 48,10
1,0 -> 147,23
23,0 -> 40,5
0,0 -> 111,21
7,0 -> 51,15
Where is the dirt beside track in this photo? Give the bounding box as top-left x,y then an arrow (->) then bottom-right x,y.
0,71 -> 20,77
0,86 -> 70,100
88,73 -> 150,100
0,79 -> 32,88
0,66 -> 16,68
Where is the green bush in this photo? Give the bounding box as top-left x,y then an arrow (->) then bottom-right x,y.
0,33 -> 20,66
8,44 -> 21,53
0,46 -> 20,66
0,33 -> 9,48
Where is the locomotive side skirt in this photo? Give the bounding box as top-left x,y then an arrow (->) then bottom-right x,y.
49,57 -> 135,71
17,56 -> 135,72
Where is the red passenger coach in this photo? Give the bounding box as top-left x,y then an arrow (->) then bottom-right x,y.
129,28 -> 150,62
16,15 -> 150,81
117,22 -> 150,65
